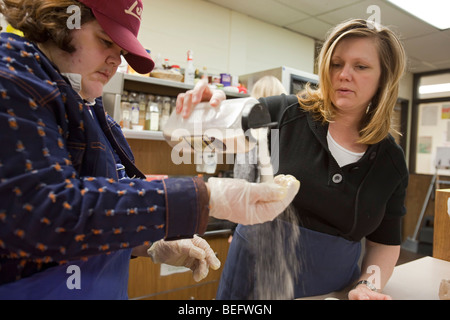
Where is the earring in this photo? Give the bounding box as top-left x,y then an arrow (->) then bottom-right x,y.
366,102 -> 372,114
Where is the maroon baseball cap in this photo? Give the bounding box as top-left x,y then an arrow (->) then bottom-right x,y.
78,0 -> 154,74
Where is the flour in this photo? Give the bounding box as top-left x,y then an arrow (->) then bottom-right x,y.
251,205 -> 301,299
251,128 -> 302,300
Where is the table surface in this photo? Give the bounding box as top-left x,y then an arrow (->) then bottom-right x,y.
298,257 -> 450,300
383,256 -> 450,300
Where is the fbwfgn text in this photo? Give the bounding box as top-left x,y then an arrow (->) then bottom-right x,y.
178,303 -> 272,318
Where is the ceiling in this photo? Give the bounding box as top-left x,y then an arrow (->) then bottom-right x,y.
205,0 -> 450,74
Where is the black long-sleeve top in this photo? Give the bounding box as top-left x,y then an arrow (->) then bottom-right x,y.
260,94 -> 409,245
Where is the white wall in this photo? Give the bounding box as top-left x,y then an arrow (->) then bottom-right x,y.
137,0 -> 412,95
138,0 -> 315,76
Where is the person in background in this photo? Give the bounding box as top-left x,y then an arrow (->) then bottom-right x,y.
178,18 -> 408,300
0,0 -> 299,299
251,75 -> 287,102
234,75 -> 287,183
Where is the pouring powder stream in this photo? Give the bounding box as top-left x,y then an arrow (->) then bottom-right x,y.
252,205 -> 301,299
250,128 -> 302,299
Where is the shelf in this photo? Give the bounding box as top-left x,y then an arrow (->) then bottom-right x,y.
125,73 -> 249,98
124,73 -> 193,90
122,129 -> 165,141
103,73 -> 249,143
107,73 -> 249,98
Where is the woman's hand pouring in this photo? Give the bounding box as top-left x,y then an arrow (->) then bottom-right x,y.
176,80 -> 301,224
176,79 -> 226,118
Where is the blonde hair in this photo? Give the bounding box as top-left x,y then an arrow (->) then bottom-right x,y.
299,19 -> 406,145
251,75 -> 287,99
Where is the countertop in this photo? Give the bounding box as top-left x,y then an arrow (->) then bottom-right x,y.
298,257 -> 450,300
383,256 -> 449,300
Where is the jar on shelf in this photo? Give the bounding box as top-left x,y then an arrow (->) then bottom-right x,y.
120,90 -> 131,129
145,95 -> 160,131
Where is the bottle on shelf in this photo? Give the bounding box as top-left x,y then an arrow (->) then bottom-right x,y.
170,97 -> 177,115
153,53 -> 163,70
201,66 -> 209,84
163,58 -> 170,70
144,95 -> 153,131
129,92 -> 141,130
120,90 -> 131,129
194,68 -> 201,83
160,97 -> 171,131
156,96 -> 163,131
138,93 -> 147,129
184,50 -> 195,85
145,95 -> 160,131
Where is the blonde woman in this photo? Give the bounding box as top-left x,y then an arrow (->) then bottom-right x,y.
178,19 -> 408,300
251,75 -> 287,100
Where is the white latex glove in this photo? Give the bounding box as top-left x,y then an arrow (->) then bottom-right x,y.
176,79 -> 226,118
208,174 -> 300,225
147,235 -> 221,282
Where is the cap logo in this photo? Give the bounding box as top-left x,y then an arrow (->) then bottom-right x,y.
124,1 -> 142,21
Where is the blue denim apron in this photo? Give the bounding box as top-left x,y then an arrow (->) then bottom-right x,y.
216,220 -> 361,300
0,249 -> 132,300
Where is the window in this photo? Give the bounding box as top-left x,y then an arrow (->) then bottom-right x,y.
411,70 -> 450,174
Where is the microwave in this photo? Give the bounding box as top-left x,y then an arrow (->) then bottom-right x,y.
239,66 -> 319,95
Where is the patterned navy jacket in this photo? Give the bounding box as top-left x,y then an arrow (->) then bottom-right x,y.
0,33 -> 208,285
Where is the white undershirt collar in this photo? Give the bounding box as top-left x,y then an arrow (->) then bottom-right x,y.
327,130 -> 365,167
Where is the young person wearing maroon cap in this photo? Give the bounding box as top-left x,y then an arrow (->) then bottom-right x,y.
0,0 -> 299,299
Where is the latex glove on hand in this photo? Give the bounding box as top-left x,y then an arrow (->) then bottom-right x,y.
147,235 -> 221,282
208,174 -> 300,225
176,79 -> 226,118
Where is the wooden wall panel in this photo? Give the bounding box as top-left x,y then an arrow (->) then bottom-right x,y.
127,139 -> 233,176
434,189 -> 450,261
403,174 -> 435,241
403,174 -> 450,243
